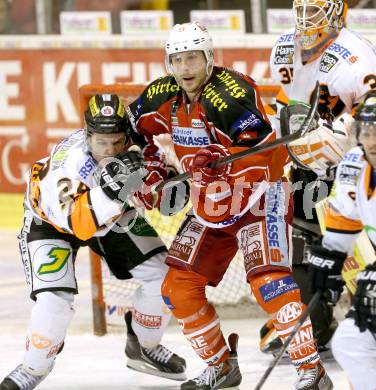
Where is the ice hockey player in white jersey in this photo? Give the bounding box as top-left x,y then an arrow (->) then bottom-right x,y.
0,94 -> 187,390
308,90 -> 376,389
260,0 -> 376,359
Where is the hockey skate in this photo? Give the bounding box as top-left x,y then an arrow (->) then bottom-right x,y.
124,311 -> 187,381
0,363 -> 53,390
180,333 -> 242,390
294,363 -> 333,390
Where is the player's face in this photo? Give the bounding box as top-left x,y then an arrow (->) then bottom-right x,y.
358,123 -> 376,166
169,51 -> 207,99
87,132 -> 128,162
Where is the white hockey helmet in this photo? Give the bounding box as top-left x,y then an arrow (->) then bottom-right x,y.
165,22 -> 214,82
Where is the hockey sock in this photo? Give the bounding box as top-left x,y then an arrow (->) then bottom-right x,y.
250,271 -> 320,369
162,267 -> 229,365
23,291 -> 74,374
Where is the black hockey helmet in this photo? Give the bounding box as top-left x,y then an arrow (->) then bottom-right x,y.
84,94 -> 130,136
354,90 -> 376,138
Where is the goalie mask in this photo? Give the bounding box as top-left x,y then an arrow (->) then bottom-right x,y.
165,22 -> 214,86
293,0 -> 347,62
353,90 -> 376,166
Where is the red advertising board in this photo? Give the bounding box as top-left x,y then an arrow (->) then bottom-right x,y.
0,47 -> 272,192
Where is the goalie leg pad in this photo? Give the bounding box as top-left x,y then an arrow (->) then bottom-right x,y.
23,291 -> 74,373
161,267 -> 229,365
250,271 -> 319,369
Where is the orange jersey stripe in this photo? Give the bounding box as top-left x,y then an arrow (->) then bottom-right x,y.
69,191 -> 99,241
324,203 -> 363,233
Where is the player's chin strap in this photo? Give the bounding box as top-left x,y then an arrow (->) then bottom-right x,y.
155,81 -> 321,192
254,290 -> 322,390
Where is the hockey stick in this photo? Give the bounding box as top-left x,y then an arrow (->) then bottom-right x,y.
253,290 -> 322,390
155,81 -> 321,192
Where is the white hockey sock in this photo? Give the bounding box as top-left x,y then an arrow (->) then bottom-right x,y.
23,291 -> 74,373
132,285 -> 171,348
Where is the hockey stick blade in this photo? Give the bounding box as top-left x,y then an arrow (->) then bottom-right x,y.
253,290 -> 322,390
155,81 -> 320,192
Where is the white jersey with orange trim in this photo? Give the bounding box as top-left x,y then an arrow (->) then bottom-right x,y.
322,146 -> 376,254
24,130 -> 124,240
270,27 -> 376,123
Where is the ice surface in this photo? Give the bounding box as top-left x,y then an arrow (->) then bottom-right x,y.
0,230 -> 350,389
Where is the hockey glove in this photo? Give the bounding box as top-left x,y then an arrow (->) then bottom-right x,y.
188,144 -> 232,186
159,166 -> 190,216
307,245 -> 347,304
347,263 -> 376,334
99,150 -> 145,203
132,156 -> 168,210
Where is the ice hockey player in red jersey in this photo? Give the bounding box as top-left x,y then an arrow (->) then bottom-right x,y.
126,21 -> 333,389
0,94 -> 187,390
308,90 -> 376,390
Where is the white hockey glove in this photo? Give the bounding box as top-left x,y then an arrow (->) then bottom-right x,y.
287,111 -> 351,177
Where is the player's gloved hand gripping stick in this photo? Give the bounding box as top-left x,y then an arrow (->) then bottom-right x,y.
155,81 -> 321,192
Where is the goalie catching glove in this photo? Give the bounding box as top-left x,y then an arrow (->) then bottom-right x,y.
99,150 -> 146,204
281,103 -> 351,177
307,245 -> 347,304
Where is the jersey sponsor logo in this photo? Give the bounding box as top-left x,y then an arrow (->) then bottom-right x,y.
216,70 -> 248,99
191,119 -> 204,128
31,332 -> 52,350
172,126 -> 210,147
265,181 -> 288,265
239,223 -> 266,273
37,247 -> 71,275
172,116 -> 179,125
52,134 -> 81,170
146,79 -> 180,101
327,42 -> 356,63
169,219 -> 204,264
129,217 -> 158,237
277,33 -> 294,43
259,276 -> 299,303
274,45 -> 294,65
338,165 -> 361,185
201,83 -> 229,112
344,152 -> 362,163
276,302 -> 303,324
33,245 -> 71,282
319,52 -> 339,73
133,309 -> 162,329
79,156 -> 96,179
231,111 -> 262,135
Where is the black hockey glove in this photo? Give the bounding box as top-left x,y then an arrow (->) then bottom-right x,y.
99,150 -> 146,203
307,245 -> 347,304
158,166 -> 190,216
347,263 -> 376,334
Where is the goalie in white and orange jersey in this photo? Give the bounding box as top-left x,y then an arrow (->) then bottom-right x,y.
307,90 -> 376,390
0,94 -> 188,390
126,21 -> 333,390
260,0 -> 376,360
